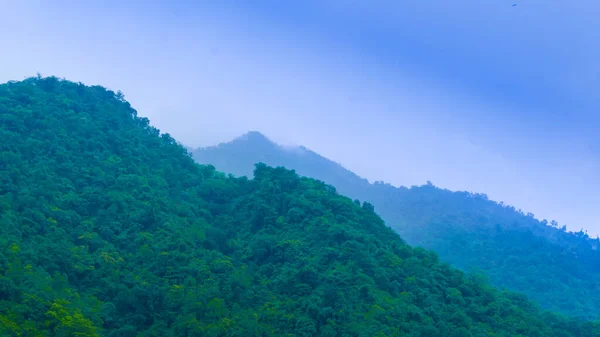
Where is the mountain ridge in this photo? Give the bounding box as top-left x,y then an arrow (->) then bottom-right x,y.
192,131 -> 372,194
191,130 -> 587,237
191,130 -> 600,319
2,76 -> 600,335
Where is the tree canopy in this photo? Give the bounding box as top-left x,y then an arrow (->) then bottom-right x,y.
1,76 -> 599,336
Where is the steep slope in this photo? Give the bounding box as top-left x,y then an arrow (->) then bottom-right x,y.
1,76 -> 599,336
192,132 -> 600,319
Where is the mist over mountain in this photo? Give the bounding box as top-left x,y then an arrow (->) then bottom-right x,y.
4,76 -> 600,335
193,131 -> 371,195
192,131 -> 600,319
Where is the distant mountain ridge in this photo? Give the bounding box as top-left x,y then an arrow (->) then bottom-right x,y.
192,131 -> 372,197
192,130 -> 600,319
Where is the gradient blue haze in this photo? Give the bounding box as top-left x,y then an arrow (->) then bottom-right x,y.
1,0 -> 598,234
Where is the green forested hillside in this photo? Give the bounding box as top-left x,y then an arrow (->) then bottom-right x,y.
192,131 -> 600,319
1,76 -> 599,336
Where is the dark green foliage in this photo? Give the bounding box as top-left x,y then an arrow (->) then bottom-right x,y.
193,131 -> 600,320
1,76 -> 599,335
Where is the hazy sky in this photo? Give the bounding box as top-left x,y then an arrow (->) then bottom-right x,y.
1,0 -> 599,234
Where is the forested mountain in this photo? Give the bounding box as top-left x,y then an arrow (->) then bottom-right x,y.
192,131 -> 600,319
193,131 -> 373,199
1,77 -> 599,336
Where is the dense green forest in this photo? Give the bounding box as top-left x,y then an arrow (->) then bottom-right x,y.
1,76 -> 600,336
192,131 -> 600,319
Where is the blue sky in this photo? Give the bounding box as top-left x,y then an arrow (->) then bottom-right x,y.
1,0 -> 598,235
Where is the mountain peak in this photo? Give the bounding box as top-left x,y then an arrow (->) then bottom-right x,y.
236,130 -> 274,144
